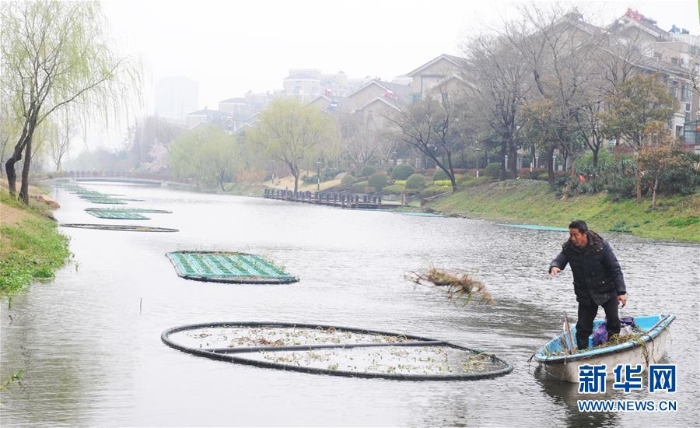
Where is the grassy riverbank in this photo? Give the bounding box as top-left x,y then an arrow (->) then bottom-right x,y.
231,174 -> 700,242
0,186 -> 71,297
428,179 -> 700,243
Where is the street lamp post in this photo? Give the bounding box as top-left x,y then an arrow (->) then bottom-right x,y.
474,147 -> 482,177
271,159 -> 275,184
316,161 -> 321,192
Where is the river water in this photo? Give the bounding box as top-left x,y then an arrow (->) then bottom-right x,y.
1,182 -> 698,427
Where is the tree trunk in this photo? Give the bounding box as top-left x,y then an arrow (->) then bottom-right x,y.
5,157 -> 18,196
651,175 -> 659,208
508,141 -> 518,179
569,142 -> 576,181
592,146 -> 599,168
635,159 -> 643,201
499,141 -> 507,181
290,164 -> 299,193
547,146 -> 556,186
6,111 -> 38,201
19,137 -> 32,205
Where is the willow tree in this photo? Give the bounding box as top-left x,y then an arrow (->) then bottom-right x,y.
1,0 -> 140,204
246,97 -> 337,193
169,124 -> 238,190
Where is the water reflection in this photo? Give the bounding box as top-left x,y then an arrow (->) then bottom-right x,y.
0,182 -> 698,427
534,366 -> 620,428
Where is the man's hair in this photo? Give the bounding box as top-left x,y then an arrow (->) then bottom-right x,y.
569,220 -> 588,233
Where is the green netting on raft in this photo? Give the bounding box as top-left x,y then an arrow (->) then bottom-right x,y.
86,210 -> 149,220
166,251 -> 299,284
86,198 -> 128,204
60,224 -> 178,232
86,207 -> 172,213
498,224 -> 568,232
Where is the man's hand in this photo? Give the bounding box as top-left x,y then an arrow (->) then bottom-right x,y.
549,267 -> 561,278
618,294 -> 627,308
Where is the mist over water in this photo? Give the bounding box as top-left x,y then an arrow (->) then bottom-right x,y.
1,182 -> 698,427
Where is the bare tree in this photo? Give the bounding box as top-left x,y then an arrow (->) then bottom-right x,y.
385,82 -> 469,191
126,115 -> 184,173
462,30 -> 529,180
509,6 -> 609,184
1,1 -> 141,203
336,112 -> 383,171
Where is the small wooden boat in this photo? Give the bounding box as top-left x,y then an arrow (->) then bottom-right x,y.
533,314 -> 675,382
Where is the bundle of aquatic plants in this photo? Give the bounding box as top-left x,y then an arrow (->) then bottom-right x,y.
408,267 -> 493,305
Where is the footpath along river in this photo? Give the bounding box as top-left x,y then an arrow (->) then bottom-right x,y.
0,182 -> 698,427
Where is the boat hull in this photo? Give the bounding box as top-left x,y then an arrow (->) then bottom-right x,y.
534,314 -> 675,383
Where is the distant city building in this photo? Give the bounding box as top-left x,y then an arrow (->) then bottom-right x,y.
185,108 -> 231,130
155,76 -> 199,124
282,69 -> 369,103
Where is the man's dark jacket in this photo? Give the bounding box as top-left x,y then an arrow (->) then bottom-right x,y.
549,231 -> 626,305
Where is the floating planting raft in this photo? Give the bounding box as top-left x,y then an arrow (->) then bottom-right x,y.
166,251 -> 299,284
85,207 -> 172,214
60,223 -> 178,232
161,322 -> 513,381
86,210 -> 149,220
84,198 -> 128,205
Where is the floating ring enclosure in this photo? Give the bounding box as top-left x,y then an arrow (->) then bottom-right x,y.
165,251 -> 298,284
161,322 -> 513,380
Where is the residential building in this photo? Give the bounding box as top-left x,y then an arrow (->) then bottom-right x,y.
283,69 -> 368,103
185,108 -> 232,130
608,8 -> 700,152
405,54 -> 466,101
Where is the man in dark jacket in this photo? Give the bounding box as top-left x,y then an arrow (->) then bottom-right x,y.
549,220 -> 628,350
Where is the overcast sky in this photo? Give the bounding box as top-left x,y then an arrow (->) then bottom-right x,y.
102,0 -> 700,113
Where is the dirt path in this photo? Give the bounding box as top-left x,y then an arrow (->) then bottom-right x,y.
0,181 -> 50,227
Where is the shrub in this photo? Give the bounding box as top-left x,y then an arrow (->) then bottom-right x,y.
484,163 -> 501,180
667,216 -> 700,227
382,184 -> 404,195
360,166 -> 377,177
322,168 -> 342,181
432,168 -> 448,181
340,174 -> 356,189
420,185 -> 451,198
462,176 -> 490,187
405,173 -> 427,190
606,175 -> 636,199
302,174 -> 320,185
350,180 -> 369,193
368,172 -> 388,191
390,164 -> 415,180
